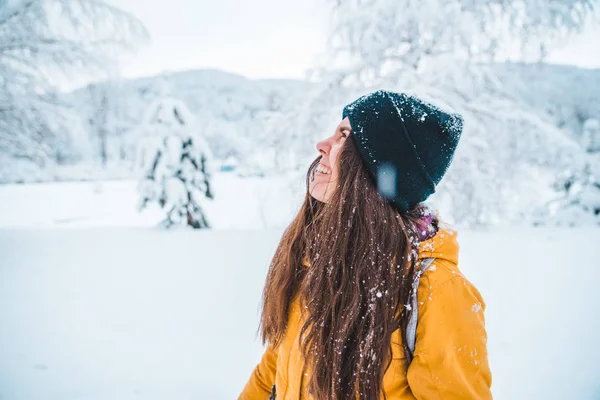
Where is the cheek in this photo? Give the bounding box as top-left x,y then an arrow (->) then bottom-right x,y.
330,145 -> 343,176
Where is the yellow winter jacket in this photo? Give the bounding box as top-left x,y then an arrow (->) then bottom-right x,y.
240,228 -> 492,399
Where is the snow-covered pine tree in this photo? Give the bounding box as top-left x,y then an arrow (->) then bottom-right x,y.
134,97 -> 214,229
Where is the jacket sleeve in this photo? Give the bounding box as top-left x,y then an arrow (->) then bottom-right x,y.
407,275 -> 493,399
239,343 -> 278,400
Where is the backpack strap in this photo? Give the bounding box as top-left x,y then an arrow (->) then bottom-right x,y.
406,257 -> 435,359
268,384 -> 276,400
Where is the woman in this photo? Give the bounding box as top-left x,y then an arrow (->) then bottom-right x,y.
240,90 -> 492,399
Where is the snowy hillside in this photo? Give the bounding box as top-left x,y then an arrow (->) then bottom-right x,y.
63,69 -> 313,171
64,64 -> 600,178
1,227 -> 599,400
71,69 -> 312,130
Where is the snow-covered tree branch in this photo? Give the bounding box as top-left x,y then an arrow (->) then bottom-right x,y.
0,0 -> 148,176
326,0 -> 596,80
285,0 -> 600,226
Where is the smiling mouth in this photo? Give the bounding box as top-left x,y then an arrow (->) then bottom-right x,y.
315,164 -> 332,175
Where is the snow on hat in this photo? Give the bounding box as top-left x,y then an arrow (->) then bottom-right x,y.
342,90 -> 463,213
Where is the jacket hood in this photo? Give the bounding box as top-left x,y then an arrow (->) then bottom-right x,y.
418,224 -> 459,265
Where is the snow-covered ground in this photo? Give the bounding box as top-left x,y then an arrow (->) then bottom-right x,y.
0,173 -> 304,230
0,179 -> 599,399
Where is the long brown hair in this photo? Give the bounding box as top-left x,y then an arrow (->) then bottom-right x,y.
260,135 -> 435,399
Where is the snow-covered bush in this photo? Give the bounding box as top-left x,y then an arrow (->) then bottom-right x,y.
534,154 -> 600,226
582,118 -> 600,153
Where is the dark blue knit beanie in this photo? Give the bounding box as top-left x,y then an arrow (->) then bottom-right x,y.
342,90 -> 463,213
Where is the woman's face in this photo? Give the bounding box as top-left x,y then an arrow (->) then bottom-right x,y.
309,117 -> 352,203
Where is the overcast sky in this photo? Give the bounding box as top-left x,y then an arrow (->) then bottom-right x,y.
110,0 -> 600,81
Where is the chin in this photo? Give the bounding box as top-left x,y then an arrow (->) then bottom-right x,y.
309,184 -> 325,203
310,185 -> 333,204
309,190 -> 325,203
310,173 -> 336,203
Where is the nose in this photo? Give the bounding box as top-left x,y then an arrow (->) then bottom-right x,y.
316,138 -> 331,156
